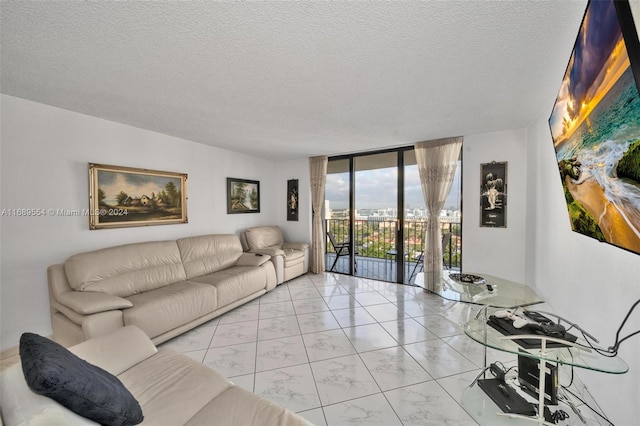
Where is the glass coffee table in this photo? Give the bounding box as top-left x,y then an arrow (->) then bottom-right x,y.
414,271 -> 544,308
462,306 -> 628,425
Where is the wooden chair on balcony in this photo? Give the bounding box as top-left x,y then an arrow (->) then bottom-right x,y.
327,231 -> 358,272
408,232 -> 452,282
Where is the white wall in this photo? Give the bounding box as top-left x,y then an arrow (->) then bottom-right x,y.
526,112 -> 640,425
461,128 -> 529,282
521,3 -> 640,422
0,94 -> 281,348
276,159 -> 312,245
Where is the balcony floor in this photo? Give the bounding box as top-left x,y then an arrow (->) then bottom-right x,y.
325,253 -> 459,284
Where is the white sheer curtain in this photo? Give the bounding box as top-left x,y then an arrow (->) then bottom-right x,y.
415,137 -> 462,291
309,156 -> 328,273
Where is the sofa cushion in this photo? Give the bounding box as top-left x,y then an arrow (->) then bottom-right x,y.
69,326 -> 158,376
244,226 -> 284,250
118,348 -> 233,426
64,241 -> 186,297
283,249 -> 305,265
177,234 -> 244,279
184,385 -> 311,426
19,333 -> 143,426
124,282 -> 217,339
190,266 -> 267,308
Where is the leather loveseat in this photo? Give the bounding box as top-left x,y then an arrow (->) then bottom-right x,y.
240,226 -> 309,284
48,234 -> 277,347
0,326 -> 310,426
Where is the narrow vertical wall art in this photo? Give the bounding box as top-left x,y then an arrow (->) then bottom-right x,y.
480,161 -> 507,227
287,179 -> 299,221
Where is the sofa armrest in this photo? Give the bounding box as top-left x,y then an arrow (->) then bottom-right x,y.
248,247 -> 285,257
282,242 -> 309,251
236,252 -> 272,267
69,326 -> 157,376
56,291 -> 132,315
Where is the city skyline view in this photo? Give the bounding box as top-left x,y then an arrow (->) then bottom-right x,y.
326,203 -> 461,222
325,163 -> 462,212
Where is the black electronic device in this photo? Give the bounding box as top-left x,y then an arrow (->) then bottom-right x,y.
523,311 -> 555,324
518,351 -> 559,405
477,378 -> 536,416
521,322 -> 567,338
487,315 -> 578,349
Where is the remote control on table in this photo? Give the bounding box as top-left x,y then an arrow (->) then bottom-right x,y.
523,311 -> 554,324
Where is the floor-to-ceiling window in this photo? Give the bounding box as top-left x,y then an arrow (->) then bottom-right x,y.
325,158 -> 354,274
324,146 -> 462,283
354,152 -> 398,281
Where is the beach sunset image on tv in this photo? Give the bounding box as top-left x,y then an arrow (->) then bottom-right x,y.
549,0 -> 640,255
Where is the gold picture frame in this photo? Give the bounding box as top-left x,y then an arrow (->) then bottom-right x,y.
89,163 -> 188,229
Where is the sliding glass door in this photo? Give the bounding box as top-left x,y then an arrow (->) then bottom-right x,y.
403,150 -> 462,283
354,152 -> 399,281
325,159 -> 354,274
325,146 -> 462,283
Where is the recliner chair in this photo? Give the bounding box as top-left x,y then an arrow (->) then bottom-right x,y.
240,226 -> 309,284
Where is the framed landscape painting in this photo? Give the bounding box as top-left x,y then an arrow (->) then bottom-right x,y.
227,178 -> 260,214
89,163 -> 188,229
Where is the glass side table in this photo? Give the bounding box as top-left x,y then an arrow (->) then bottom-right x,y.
414,271 -> 544,308
463,306 -> 628,425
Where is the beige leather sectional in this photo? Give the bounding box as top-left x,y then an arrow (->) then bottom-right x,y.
240,225 -> 309,284
48,234 -> 278,347
1,326 -> 310,425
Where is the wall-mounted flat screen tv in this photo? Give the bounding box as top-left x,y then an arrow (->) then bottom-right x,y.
549,0 -> 640,255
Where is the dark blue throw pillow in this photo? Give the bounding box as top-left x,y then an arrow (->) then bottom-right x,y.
20,333 -> 143,426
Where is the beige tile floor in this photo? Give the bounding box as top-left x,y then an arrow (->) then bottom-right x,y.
158,273 -> 606,425
2,272 -> 607,425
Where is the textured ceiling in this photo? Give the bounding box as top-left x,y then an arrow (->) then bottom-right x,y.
1,1 -> 587,161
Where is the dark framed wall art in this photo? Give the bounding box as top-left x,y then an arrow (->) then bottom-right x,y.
88,163 -> 188,230
480,161 -> 507,228
227,178 -> 260,214
287,179 -> 299,221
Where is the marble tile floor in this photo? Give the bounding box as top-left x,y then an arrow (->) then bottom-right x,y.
159,273 -> 603,426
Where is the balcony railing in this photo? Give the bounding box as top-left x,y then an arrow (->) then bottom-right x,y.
325,218 -> 461,282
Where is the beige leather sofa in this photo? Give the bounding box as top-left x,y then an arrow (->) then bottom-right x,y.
240,226 -> 309,284
0,326 -> 310,426
48,234 -> 277,347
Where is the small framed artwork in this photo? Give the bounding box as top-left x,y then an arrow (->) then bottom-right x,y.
480,161 -> 507,227
89,163 -> 188,230
227,178 -> 260,214
287,179 -> 299,221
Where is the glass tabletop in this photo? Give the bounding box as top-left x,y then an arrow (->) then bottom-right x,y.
414,271 -> 544,308
464,306 -> 628,374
